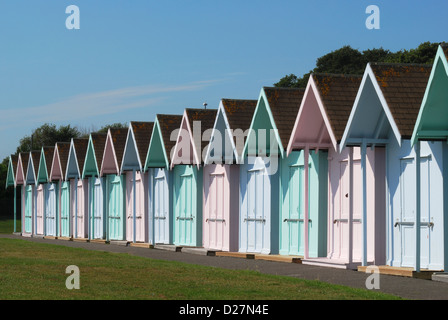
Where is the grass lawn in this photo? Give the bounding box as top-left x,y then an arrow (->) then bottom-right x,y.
0,237 -> 401,300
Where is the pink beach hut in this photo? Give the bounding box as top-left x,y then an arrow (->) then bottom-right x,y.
121,122 -> 154,244
65,138 -> 89,239
287,73 -> 386,269
203,99 -> 257,252
49,142 -> 71,238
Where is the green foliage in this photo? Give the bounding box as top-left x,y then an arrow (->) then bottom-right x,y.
16,123 -> 81,154
97,122 -> 128,134
275,41 -> 446,88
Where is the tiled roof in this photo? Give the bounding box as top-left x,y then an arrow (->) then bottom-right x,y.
42,146 -> 55,176
221,99 -> 257,156
109,128 -> 128,169
370,63 -> 432,139
130,121 -> 154,165
313,73 -> 363,142
10,154 -> 18,175
55,142 -> 71,178
90,133 -> 107,171
156,115 -> 183,163
19,152 -> 29,172
263,87 -> 306,149
29,151 -> 41,177
185,108 -> 218,162
73,138 -> 89,173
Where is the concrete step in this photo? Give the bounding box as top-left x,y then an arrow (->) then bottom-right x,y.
154,244 -> 182,252
181,247 -> 219,256
302,258 -> 361,270
109,240 -> 129,246
432,273 -> 448,283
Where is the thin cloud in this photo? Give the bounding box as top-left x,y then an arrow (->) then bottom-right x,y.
0,79 -> 223,130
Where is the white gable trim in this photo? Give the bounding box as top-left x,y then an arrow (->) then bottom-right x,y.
340,63 -> 401,151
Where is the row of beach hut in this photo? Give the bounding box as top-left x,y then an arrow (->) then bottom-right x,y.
6,44 -> 448,273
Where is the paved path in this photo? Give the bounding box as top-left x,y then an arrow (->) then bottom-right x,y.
1,234 -> 447,300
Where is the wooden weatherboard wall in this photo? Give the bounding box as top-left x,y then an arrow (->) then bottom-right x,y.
341,62 -> 435,272
121,122 -> 153,244
145,115 -> 182,245
170,108 -> 217,247
410,44 -> 448,272
203,99 -> 256,252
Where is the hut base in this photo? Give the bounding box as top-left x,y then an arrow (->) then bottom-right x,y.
358,265 -> 435,280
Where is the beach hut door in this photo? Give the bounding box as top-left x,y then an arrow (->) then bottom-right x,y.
92,178 -> 104,239
45,184 -> 57,236
108,175 -> 124,241
177,173 -> 193,246
208,173 -> 225,250
25,185 -> 33,233
285,165 -> 305,255
76,180 -> 85,238
60,182 -> 70,237
399,158 -> 416,267
246,168 -> 265,253
154,170 -> 168,244
36,184 -> 44,235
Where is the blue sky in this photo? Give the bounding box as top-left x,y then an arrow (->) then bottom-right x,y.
0,0 -> 447,160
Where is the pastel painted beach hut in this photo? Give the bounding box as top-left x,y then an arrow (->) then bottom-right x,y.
240,87 -> 305,255
66,138 -> 89,239
37,146 -> 58,237
203,99 -> 257,252
26,151 -> 44,236
410,44 -> 448,272
144,115 -> 183,245
170,108 -> 217,247
6,155 -> 19,233
121,122 -> 154,243
49,142 -> 71,238
100,128 -> 127,242
340,62 -> 433,270
16,152 -> 31,236
287,73 -> 385,269
82,133 -> 107,240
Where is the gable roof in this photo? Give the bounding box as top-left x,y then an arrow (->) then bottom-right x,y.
101,128 -> 128,176
145,114 -> 183,170
15,152 -> 29,185
171,108 -> 217,168
411,45 -> 448,145
244,87 -> 305,158
313,74 -> 363,142
26,151 -> 41,185
287,74 -> 362,154
370,63 -> 432,139
66,138 -> 89,179
6,154 -> 18,188
50,142 -> 71,181
204,99 -> 257,164
82,133 -> 107,177
121,121 -> 154,172
341,62 -> 432,149
38,146 -> 55,183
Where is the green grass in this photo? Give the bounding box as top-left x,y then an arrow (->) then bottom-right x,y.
0,238 -> 401,300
